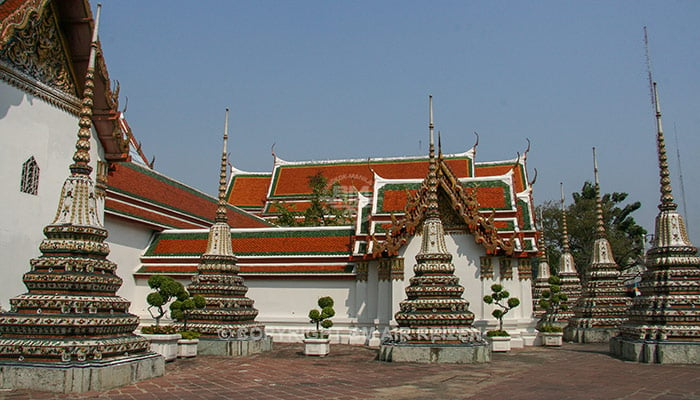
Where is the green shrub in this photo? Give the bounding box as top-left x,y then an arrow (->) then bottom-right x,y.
180,330 -> 201,340
486,329 -> 510,337
146,276 -> 187,326
141,325 -> 177,335
483,283 -> 520,334
308,296 -> 335,336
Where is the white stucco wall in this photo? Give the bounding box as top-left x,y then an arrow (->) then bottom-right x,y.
0,81 -> 103,309
104,215 -> 156,314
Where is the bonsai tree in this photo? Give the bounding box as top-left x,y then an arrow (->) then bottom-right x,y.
538,275 -> 568,331
483,284 -> 520,336
146,275 -> 187,327
308,296 -> 335,338
170,291 -> 206,332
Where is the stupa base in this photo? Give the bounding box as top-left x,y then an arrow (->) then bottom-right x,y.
198,335 -> 273,356
610,337 -> 700,364
563,326 -> 619,343
0,352 -> 163,393
379,342 -> 490,363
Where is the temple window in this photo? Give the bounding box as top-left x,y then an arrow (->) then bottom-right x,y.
20,156 -> 40,195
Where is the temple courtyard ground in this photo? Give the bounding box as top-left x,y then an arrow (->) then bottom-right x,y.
1,342 -> 699,399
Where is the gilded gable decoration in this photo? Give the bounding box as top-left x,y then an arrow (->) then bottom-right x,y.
373,151 -> 516,258
0,3 -> 76,96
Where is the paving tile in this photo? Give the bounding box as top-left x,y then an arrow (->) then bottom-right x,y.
2,343 -> 700,400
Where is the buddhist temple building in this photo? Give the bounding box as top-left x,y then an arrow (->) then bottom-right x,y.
0,4 -> 163,392
0,0 -> 540,350
556,184 -> 582,321
563,148 -> 631,343
610,83 -> 700,363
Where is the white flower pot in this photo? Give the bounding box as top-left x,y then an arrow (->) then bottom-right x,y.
303,337 -> 331,356
140,333 -> 180,361
487,336 -> 511,352
178,338 -> 199,358
541,332 -> 563,347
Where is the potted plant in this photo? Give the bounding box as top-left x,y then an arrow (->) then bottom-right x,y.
483,284 -> 520,352
303,296 -> 335,356
176,330 -> 201,358
170,291 -> 206,358
140,276 -> 187,361
537,276 -> 568,346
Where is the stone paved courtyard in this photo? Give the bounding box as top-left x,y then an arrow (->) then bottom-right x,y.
1,342 -> 699,399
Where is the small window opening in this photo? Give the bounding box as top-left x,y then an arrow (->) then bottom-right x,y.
20,156 -> 40,195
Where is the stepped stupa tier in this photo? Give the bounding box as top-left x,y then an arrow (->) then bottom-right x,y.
379,96 -> 488,363
532,215 -> 551,318
556,184 -> 582,321
611,83 -> 700,363
564,148 -> 631,343
183,109 -> 270,355
0,5 -> 162,392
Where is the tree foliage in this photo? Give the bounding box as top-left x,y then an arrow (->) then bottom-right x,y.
537,181 -> 647,278
483,284 -> 520,334
274,171 -> 354,226
146,275 -> 187,326
170,292 -> 206,332
538,276 -> 568,329
308,296 -> 335,336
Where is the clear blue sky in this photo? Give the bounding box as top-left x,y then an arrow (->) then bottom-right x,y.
96,1 -> 700,244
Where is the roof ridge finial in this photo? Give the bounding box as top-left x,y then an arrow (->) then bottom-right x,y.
593,147 -> 606,238
215,108 -> 230,223
70,3 -> 101,176
653,82 -> 677,211
560,182 -> 570,252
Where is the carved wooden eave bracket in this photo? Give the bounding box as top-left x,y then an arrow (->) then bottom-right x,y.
371,158 -> 515,258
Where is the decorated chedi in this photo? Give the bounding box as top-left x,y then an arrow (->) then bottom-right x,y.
563,148 -> 632,342
183,109 -> 271,356
0,5 -> 163,392
532,211 -> 551,318
611,83 -> 700,363
556,183 -> 582,321
379,96 -> 488,364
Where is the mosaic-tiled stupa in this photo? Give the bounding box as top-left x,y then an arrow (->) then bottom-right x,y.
379,96 -> 488,363
183,109 -> 271,355
532,213 -> 551,319
556,184 -> 582,321
564,148 -> 631,342
611,83 -> 700,363
0,5 -> 163,392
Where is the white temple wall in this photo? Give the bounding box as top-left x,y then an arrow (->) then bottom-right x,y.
104,216 -> 156,315
0,82 -> 103,309
246,278 -> 364,343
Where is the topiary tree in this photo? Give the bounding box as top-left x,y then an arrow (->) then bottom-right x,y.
483,284 -> 520,336
538,275 -> 568,330
170,292 -> 206,332
146,275 -> 187,326
308,296 -> 335,337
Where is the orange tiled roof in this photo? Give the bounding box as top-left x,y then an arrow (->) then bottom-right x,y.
270,156 -> 471,197
227,174 -> 271,208
475,162 -> 526,193
107,162 -> 272,230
